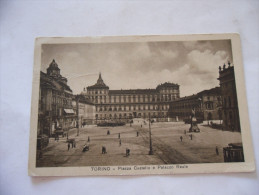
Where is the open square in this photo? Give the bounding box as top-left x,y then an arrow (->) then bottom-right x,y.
37,120 -> 242,167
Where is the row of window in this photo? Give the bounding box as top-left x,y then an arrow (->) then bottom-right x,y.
90,94 -> 179,103
88,88 -> 178,95
96,104 -> 170,112
96,112 -> 168,119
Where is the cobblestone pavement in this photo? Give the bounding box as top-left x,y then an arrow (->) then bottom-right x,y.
36,121 -> 242,167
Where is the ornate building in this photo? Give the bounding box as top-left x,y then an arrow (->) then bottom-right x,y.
168,87 -> 222,121
38,60 -> 76,137
218,62 -> 240,131
81,73 -> 180,122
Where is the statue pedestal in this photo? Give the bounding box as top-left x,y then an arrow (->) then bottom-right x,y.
189,123 -> 200,132
189,117 -> 200,133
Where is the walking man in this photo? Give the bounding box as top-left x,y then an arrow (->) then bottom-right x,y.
190,134 -> 193,140
119,139 -> 121,146
180,136 -> 183,142
126,148 -> 130,156
216,146 -> 219,155
137,131 -> 139,137
67,143 -> 70,151
118,133 -> 120,139
88,136 -> 90,142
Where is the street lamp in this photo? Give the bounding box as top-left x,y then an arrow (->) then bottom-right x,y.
148,113 -> 153,155
76,96 -> 79,136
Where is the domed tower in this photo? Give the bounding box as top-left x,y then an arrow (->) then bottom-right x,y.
86,73 -> 109,104
47,59 -> 61,77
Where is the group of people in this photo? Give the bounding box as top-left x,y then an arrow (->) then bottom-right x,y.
67,140 -> 76,151
82,144 -> 89,152
180,131 -> 193,142
126,148 -> 130,157
102,146 -> 107,154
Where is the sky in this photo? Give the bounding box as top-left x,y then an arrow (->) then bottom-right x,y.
41,40 -> 232,97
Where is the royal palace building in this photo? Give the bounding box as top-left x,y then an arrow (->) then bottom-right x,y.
81,73 -> 180,122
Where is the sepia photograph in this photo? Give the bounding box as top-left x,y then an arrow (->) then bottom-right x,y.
28,34 -> 255,176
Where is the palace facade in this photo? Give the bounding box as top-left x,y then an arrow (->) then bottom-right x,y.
168,87 -> 222,121
218,62 -> 240,131
81,73 -> 180,122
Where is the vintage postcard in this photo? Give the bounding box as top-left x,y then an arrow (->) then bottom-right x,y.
28,34 -> 255,176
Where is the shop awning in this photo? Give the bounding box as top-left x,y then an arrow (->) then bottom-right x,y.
64,109 -> 75,114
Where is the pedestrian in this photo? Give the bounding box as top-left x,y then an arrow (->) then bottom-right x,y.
137,131 -> 139,137
102,146 -> 104,154
74,141 -> 76,148
184,130 -> 186,135
88,136 -> 90,142
67,142 -> 70,151
126,148 -> 129,156
141,124 -> 142,128
118,133 -> 120,139
119,139 -> 121,146
180,136 -> 183,142
107,130 -> 110,135
190,134 -> 193,140
216,146 -> 219,155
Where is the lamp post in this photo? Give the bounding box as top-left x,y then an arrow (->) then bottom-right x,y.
148,113 -> 153,155
76,96 -> 79,136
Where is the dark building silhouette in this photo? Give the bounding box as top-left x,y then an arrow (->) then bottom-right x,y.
218,62 -> 240,131
38,60 -> 76,138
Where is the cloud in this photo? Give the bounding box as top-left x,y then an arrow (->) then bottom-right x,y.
41,40 -> 232,96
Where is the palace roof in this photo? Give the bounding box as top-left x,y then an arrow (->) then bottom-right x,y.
47,59 -> 60,71
87,73 -> 109,89
156,82 -> 179,90
109,89 -> 157,95
40,71 -> 72,93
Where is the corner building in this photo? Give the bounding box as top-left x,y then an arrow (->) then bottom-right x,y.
38,60 -> 76,137
218,62 -> 240,131
82,73 -> 180,122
